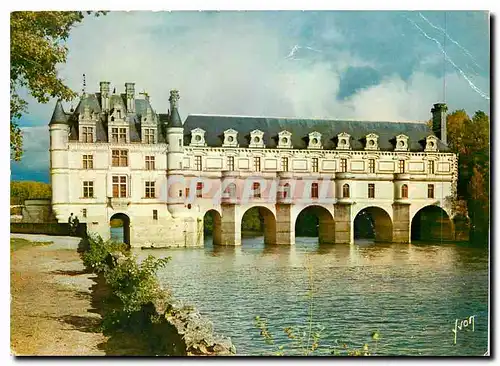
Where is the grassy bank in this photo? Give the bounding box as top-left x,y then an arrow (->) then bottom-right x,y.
10,238 -> 52,252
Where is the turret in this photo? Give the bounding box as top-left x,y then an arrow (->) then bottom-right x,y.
431,103 -> 448,145
48,100 -> 70,222
166,90 -> 185,218
125,82 -> 135,113
99,81 -> 110,112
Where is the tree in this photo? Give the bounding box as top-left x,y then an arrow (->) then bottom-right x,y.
10,11 -> 105,161
446,110 -> 490,244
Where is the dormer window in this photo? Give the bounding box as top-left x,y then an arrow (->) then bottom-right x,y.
223,129 -> 238,147
249,129 -> 265,148
395,134 -> 409,152
336,132 -> 351,150
308,131 -> 322,149
365,133 -> 379,151
143,128 -> 156,144
425,135 -> 438,152
277,130 -> 292,149
190,128 -> 206,147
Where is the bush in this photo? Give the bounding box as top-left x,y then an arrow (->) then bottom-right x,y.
82,233 -> 128,273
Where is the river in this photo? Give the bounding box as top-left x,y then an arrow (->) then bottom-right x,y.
133,236 -> 489,356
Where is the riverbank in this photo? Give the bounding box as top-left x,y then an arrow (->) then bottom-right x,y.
10,234 -> 154,356
10,234 -> 107,355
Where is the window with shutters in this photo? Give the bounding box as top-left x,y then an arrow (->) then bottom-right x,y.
401,184 -> 408,199
428,184 -> 435,199
399,160 -> 405,173
82,155 -> 93,169
196,182 -> 203,198
311,183 -> 319,198
342,184 -> 350,198
282,157 -> 289,172
145,156 -> 155,170
340,158 -> 347,172
428,160 -> 435,174
112,150 -> 128,167
254,157 -> 261,172
112,176 -> 128,198
195,156 -> 202,171
312,158 -> 319,173
227,156 -> 235,171
82,127 -> 94,143
83,181 -> 94,198
368,159 -> 375,173
145,181 -> 155,198
368,183 -> 375,198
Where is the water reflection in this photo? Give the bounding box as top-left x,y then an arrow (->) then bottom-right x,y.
137,236 -> 488,356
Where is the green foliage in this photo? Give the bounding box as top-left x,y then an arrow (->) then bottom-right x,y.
241,207 -> 263,233
81,234 -> 128,273
10,11 -> 105,160
446,110 -> 489,244
10,180 -> 51,205
104,255 -> 171,314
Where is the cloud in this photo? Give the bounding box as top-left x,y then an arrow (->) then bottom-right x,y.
13,11 -> 490,181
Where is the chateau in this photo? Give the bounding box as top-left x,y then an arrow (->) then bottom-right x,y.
49,82 -> 458,248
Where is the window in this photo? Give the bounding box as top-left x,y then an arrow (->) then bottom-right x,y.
112,176 -> 127,198
144,128 -> 155,144
428,184 -> 435,199
145,156 -> 155,170
82,208 -> 87,218
112,150 -> 128,167
282,157 -> 289,172
368,183 -> 375,198
311,183 -> 319,198
283,183 -> 291,199
401,184 -> 408,199
83,181 -> 94,198
153,210 -> 158,220
368,159 -> 375,173
119,128 -> 127,143
195,156 -> 202,171
196,182 -> 203,198
398,160 -> 405,173
342,184 -> 350,198
227,156 -> 235,171
82,154 -> 93,169
340,158 -> 348,173
185,187 -> 190,198
145,181 -> 155,198
312,158 -> 319,173
254,157 -> 261,172
428,160 -> 435,174
253,182 -> 261,198
178,190 -> 183,197
111,128 -> 119,143
82,127 -> 94,143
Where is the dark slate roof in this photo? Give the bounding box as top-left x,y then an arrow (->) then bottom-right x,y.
63,92 -> 168,143
49,100 -> 68,125
183,114 -> 450,152
168,107 -> 182,127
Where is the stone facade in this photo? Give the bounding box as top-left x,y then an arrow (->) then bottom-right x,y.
49,82 -> 458,248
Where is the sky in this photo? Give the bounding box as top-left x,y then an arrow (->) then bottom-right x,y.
10,10 -> 490,183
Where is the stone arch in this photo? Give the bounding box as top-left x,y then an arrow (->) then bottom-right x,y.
353,206 -> 393,242
411,205 -> 454,242
294,205 -> 335,244
110,212 -> 130,247
240,206 -> 276,245
203,209 -> 222,246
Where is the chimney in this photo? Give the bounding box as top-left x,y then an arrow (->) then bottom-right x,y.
125,82 -> 135,113
431,103 -> 448,145
99,81 -> 110,112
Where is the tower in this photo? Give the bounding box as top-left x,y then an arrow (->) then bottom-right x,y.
49,100 -> 70,222
166,89 -> 185,217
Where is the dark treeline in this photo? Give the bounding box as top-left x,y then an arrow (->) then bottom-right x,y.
10,181 -> 51,205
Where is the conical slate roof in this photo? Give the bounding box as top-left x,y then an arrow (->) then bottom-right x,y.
169,108 -> 182,127
49,100 -> 68,125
